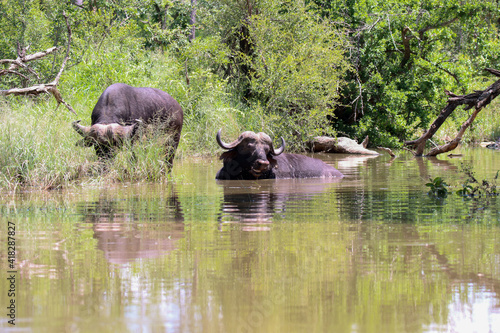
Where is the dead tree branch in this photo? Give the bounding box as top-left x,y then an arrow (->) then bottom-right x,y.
0,12 -> 76,115
404,68 -> 500,156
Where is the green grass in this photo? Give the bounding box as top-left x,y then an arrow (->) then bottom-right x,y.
0,98 -> 94,190
2,40 -> 499,192
0,48 -> 263,191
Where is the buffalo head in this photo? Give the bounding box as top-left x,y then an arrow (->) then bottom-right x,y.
216,129 -> 285,179
72,120 -> 141,158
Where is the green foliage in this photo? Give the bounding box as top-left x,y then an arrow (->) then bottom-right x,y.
0,0 -> 65,89
454,99 -> 500,144
244,2 -> 351,148
310,0 -> 500,146
2,0 -> 500,189
177,37 -> 261,153
425,164 -> 499,205
197,1 -> 351,148
425,176 -> 449,198
104,127 -> 175,182
0,0 -> 262,189
0,100 -> 92,190
129,0 -> 193,50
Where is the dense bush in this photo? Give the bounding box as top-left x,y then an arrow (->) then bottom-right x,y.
309,0 -> 500,146
197,1 -> 351,149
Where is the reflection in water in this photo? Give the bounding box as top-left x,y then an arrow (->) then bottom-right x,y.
335,153 -> 380,172
92,221 -> 184,264
217,177 -> 342,224
77,186 -> 184,264
415,155 -> 459,179
1,150 -> 500,332
331,153 -> 472,222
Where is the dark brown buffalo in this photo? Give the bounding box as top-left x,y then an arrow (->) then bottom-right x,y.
215,130 -> 344,180
72,83 -> 183,165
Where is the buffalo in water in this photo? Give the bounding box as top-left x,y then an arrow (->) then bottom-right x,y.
215,129 -> 344,180
72,83 -> 183,165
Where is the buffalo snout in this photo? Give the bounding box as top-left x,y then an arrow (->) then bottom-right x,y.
249,158 -> 271,178
254,159 -> 270,171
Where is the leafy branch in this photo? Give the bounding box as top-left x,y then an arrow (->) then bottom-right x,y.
457,163 -> 498,198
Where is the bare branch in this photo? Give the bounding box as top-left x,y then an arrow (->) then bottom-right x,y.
48,87 -> 76,115
0,46 -> 59,73
401,27 -> 412,68
485,68 -> 500,77
1,84 -> 51,96
0,12 -> 75,115
22,46 -> 59,63
51,13 -> 72,85
377,146 -> 396,157
0,69 -> 29,80
0,58 -> 41,79
0,59 -> 20,65
386,15 -> 401,54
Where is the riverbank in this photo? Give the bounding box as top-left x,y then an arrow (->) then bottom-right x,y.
1,94 -> 499,192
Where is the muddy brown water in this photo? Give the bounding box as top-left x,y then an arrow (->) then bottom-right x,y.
0,148 -> 499,332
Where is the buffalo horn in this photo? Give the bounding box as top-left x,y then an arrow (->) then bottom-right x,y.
216,129 -> 243,150
72,120 -> 91,137
272,137 -> 285,155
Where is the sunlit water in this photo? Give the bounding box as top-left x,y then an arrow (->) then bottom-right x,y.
0,148 -> 499,332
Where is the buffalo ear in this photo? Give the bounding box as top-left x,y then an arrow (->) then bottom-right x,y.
268,155 -> 278,169
220,150 -> 237,162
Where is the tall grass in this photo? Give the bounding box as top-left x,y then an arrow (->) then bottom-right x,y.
0,42 -> 261,190
103,124 -> 177,182
0,99 -> 94,190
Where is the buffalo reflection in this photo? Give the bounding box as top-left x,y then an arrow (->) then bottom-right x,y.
217,177 -> 342,225
77,187 -> 184,264
93,221 -> 184,264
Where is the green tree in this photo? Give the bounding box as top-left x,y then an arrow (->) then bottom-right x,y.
309,0 -> 500,146
0,0 -> 67,88
246,1 -> 351,146
131,0 -> 193,50
198,0 -> 351,148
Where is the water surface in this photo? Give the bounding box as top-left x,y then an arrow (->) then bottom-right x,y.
1,149 -> 499,332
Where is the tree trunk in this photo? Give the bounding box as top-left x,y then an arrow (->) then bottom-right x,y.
189,0 -> 197,42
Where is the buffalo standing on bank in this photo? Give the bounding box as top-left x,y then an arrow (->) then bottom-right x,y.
72,83 -> 183,165
215,130 -> 344,180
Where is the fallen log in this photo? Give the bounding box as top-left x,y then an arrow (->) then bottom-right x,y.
308,136 -> 380,155
484,140 -> 500,149
377,146 -> 396,157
